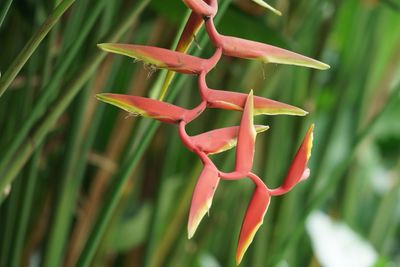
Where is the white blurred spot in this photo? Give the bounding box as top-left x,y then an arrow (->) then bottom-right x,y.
199,252 -> 221,267
306,211 -> 377,267
3,184 -> 11,197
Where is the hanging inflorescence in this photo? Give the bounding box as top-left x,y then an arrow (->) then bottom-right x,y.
96,0 -> 329,264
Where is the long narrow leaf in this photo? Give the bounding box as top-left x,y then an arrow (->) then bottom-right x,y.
0,0 -> 76,98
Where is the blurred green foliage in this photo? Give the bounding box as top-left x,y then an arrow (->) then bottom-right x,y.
0,0 -> 399,266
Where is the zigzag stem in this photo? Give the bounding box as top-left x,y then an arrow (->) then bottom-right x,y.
219,171 -> 268,189
178,119 -> 214,167
204,16 -> 222,48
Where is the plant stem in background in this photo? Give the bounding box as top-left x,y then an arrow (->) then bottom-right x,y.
0,0 -> 150,198
0,0 -> 13,29
0,0 -> 75,98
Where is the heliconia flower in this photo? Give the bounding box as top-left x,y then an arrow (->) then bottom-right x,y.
191,125 -> 269,155
250,0 -> 282,16
235,91 -> 256,174
236,184 -> 270,265
96,93 -> 188,124
96,0 -> 326,264
219,35 -> 330,70
188,164 -> 220,239
182,0 -> 218,17
204,88 -> 307,116
270,124 -> 314,196
160,11 -> 205,100
97,43 -> 208,74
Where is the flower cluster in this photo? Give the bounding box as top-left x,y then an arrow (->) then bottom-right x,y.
96,0 -> 328,264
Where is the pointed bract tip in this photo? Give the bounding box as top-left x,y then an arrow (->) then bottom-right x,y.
251,0 -> 282,16
96,93 -> 106,101
264,55 -> 330,70
188,227 -> 194,239
97,43 -> 111,52
255,125 -> 269,134
95,93 -> 143,115
96,93 -> 112,103
187,200 -> 211,239
306,124 -> 314,160
236,186 -> 270,265
188,165 -> 219,239
236,223 -> 263,265
316,62 -> 330,70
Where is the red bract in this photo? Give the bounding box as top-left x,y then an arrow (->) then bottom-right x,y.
219,34 -> 330,69
270,124 -> 314,196
96,93 -> 187,124
191,125 -> 269,155
97,43 -> 209,74
236,184 -> 270,265
204,87 -> 307,116
188,164 -> 219,238
97,0 -> 328,264
235,91 -> 256,174
205,19 -> 330,70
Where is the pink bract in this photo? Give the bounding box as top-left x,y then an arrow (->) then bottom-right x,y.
188,164 -> 220,239
191,125 -> 269,155
235,91 -> 256,175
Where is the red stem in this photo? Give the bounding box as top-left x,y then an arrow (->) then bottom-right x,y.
268,187 -> 287,196
183,100 -> 207,123
205,0 -> 218,15
219,171 -> 269,190
204,46 -> 222,71
178,120 -> 213,165
197,47 -> 221,101
205,18 -> 222,48
198,72 -> 208,100
178,121 -> 195,152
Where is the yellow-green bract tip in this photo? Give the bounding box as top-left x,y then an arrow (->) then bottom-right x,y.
255,125 -> 269,134
97,43 -> 109,51
251,0 -> 282,16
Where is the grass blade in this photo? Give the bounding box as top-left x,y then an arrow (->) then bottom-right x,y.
0,0 -> 75,97
0,0 -> 13,28
0,0 -> 151,201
